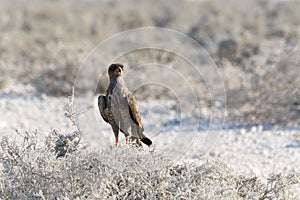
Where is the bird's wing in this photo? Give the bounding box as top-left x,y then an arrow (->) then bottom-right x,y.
127,94 -> 143,128
128,94 -> 152,146
98,95 -> 109,123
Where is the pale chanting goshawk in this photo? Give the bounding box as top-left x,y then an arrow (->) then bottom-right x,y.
98,63 -> 152,147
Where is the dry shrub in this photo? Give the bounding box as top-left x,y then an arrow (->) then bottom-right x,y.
0,130 -> 299,199
4,95 -> 300,199
34,66 -> 76,96
0,0 -> 299,123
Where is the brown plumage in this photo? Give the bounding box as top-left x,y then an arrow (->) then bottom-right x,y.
98,63 -> 152,147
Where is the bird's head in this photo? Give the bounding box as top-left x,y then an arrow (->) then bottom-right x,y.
108,63 -> 124,80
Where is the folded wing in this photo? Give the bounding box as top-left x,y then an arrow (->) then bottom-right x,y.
98,95 -> 109,123
128,94 -> 143,128
128,94 -> 152,146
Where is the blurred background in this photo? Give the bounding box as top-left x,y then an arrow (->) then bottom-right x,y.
0,0 -> 299,127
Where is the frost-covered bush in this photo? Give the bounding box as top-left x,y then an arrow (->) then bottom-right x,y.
0,130 -> 299,199
0,94 -> 299,199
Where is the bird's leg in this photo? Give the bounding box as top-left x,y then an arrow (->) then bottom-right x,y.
135,125 -> 142,147
124,121 -> 130,145
115,137 -> 119,147
112,122 -> 119,148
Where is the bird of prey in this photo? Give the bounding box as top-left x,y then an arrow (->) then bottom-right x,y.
98,63 -> 152,147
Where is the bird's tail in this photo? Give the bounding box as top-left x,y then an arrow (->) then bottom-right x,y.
141,136 -> 152,146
